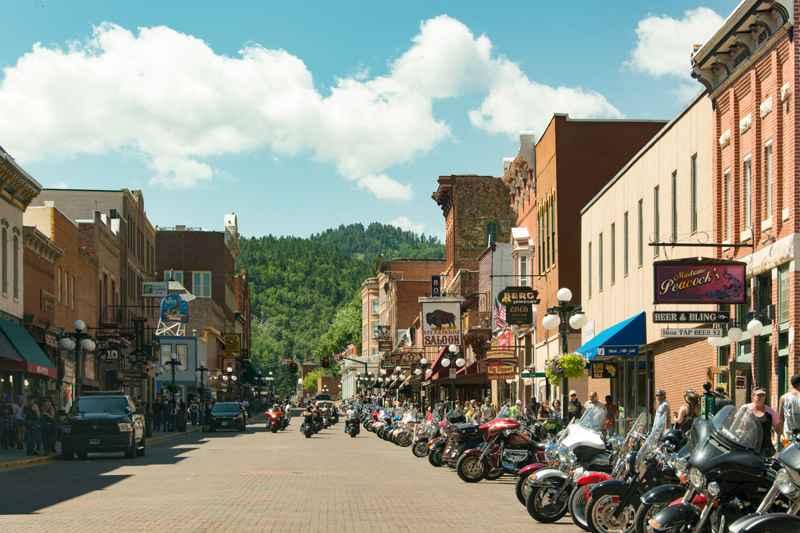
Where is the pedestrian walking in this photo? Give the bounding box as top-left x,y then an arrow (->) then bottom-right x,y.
39,398 -> 56,454
13,396 -> 25,450
743,387 -> 781,457
23,398 -> 41,456
153,396 -> 162,432
778,375 -> 800,441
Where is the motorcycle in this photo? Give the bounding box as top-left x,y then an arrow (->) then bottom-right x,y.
300,413 -> 315,438
265,406 -> 285,433
443,421 -> 483,468
456,417 -> 544,483
648,405 -> 774,533
412,420 -> 438,458
567,413 -> 650,531
729,430 -> 800,532
586,409 -> 680,533
345,416 -> 360,438
525,405 -> 614,523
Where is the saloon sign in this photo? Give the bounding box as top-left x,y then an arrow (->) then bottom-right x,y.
420,297 -> 462,347
653,259 -> 746,305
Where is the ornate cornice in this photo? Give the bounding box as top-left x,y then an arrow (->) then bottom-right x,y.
692,0 -> 791,95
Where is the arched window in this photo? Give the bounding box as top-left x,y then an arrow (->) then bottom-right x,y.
485,220 -> 497,246
12,234 -> 19,299
1,227 -> 7,294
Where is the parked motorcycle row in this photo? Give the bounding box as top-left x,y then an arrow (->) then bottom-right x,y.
363,401 -> 800,532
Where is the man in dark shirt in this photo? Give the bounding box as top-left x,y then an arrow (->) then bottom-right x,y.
567,390 -> 583,421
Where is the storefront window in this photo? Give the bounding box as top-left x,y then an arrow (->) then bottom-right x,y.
778,264 -> 790,324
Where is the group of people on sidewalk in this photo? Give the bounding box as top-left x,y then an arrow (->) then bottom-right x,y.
0,396 -> 60,456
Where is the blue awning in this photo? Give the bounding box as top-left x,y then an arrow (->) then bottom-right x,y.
576,312 -> 646,362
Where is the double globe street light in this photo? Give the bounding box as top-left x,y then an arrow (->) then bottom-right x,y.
59,319 -> 97,403
706,316 -> 764,405
541,288 -> 588,421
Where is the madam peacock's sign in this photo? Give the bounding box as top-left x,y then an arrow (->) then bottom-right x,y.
653,259 -> 746,305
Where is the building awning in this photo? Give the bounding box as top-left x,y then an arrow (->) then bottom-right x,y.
0,320 -> 56,378
576,312 -> 646,362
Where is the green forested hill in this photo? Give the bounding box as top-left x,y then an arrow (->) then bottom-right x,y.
238,223 -> 442,395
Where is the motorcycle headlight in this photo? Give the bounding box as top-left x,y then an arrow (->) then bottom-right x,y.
688,467 -> 705,491
707,482 -> 720,497
776,468 -> 800,496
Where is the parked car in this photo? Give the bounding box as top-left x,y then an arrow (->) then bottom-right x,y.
208,402 -> 247,432
61,392 -> 146,460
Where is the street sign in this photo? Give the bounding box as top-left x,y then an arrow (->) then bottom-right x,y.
143,281 -> 168,298
596,346 -> 639,357
661,327 -> 723,338
520,370 -> 545,379
652,311 -> 730,324
431,275 -> 441,297
498,287 -> 540,306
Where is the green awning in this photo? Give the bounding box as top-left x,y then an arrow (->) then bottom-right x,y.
0,320 -> 56,378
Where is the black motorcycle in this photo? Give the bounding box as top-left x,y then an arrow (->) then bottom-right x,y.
300,414 -> 316,438
649,405 -> 774,533
443,422 -> 482,468
345,417 -> 360,438
729,431 -> 800,532
586,412 -> 680,533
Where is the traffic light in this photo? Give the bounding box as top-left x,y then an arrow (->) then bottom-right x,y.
321,355 -> 330,368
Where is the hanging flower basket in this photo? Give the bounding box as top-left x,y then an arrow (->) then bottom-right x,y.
545,353 -> 587,385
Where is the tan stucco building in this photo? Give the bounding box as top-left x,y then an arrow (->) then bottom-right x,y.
579,93 -> 717,415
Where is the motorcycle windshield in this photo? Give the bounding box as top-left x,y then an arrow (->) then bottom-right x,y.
577,405 -> 608,433
636,411 -> 666,474
712,405 -> 763,451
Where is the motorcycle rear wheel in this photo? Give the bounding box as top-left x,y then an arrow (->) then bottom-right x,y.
456,454 -> 485,483
412,441 -> 429,457
587,491 -> 637,533
526,479 -> 570,523
568,484 -> 591,532
428,447 -> 444,467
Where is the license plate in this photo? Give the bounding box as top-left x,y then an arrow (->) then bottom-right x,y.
89,439 -> 100,445
221,421 -> 229,426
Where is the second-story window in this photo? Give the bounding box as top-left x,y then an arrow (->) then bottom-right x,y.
519,255 -> 529,287
1,227 -> 7,295
192,271 -> 211,298
371,298 -> 379,315
164,270 -> 185,285
12,234 -> 18,299
743,157 -> 752,230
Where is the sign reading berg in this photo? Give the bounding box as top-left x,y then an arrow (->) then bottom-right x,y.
653,259 -> 746,305
420,298 -> 462,347
498,286 -> 539,306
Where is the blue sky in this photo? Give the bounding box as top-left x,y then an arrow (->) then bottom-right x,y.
0,1 -> 735,238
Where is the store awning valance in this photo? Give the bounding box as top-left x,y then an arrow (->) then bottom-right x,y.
576,312 -> 646,362
0,320 -> 56,378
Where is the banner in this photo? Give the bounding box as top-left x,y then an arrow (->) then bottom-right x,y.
421,299 -> 462,347
653,259 -> 746,304
160,293 -> 190,323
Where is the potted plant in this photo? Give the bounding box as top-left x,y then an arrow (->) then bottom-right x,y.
545,353 -> 587,385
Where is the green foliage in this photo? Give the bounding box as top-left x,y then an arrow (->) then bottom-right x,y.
239,223 -> 443,395
545,353 -> 588,385
302,368 -> 330,392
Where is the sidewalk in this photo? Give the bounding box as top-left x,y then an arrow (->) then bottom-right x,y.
0,424 -> 204,470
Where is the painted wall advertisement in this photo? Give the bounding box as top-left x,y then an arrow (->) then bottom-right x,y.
421,298 -> 462,347
160,293 -> 190,323
653,259 -> 746,305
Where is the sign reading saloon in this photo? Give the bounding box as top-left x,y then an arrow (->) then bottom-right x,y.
653,259 -> 746,305
420,298 -> 462,347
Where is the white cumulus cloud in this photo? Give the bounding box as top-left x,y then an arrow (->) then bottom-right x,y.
0,16 -> 621,197
390,216 -> 424,234
627,7 -> 724,78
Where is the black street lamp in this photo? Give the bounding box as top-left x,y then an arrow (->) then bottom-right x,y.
414,357 -> 429,411
59,319 -> 96,405
541,287 -> 588,421
221,365 -> 238,400
196,364 -> 208,425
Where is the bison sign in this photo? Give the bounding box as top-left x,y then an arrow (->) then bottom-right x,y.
420,298 -> 462,347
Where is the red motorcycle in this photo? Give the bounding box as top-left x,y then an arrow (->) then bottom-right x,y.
456,418 -> 545,483
265,406 -> 285,433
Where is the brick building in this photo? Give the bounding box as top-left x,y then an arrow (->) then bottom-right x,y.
25,205 -> 101,392
156,214 -> 249,399
428,175 -> 516,403
503,117 -> 666,407
691,0 -> 797,406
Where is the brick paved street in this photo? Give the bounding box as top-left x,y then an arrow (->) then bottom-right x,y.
0,420 -> 579,532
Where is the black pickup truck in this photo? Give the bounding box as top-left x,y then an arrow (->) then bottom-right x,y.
61,392 -> 146,460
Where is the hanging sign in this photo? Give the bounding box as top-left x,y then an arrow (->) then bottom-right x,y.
590,362 -> 617,379
143,281 -> 168,298
661,327 -> 724,338
160,293 -> 189,323
498,287 -> 539,306
487,359 -> 517,380
420,298 -> 462,347
653,259 -> 746,304
596,346 -> 640,357
652,311 -> 730,323
431,275 -> 442,297
223,334 -> 241,357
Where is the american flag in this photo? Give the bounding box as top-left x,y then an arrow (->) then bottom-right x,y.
494,298 -> 507,330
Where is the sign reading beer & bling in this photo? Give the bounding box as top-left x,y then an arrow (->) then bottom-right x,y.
653,259 -> 746,305
419,297 -> 463,347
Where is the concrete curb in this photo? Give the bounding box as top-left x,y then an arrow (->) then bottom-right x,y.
0,454 -> 56,470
